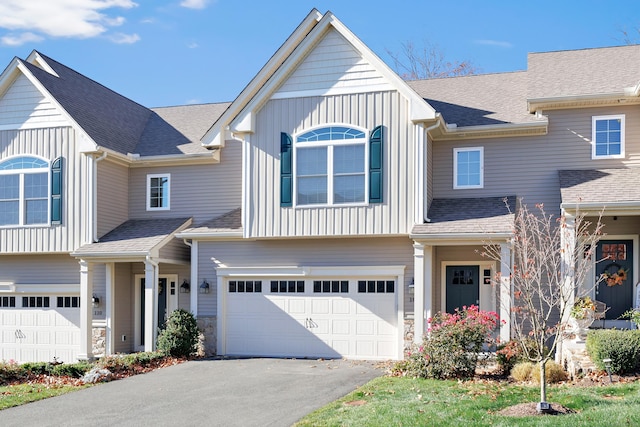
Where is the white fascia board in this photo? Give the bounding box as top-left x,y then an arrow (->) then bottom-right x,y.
436,119 -> 548,140
149,218 -> 193,253
0,58 -> 22,98
127,151 -> 219,167
25,50 -> 59,76
215,265 -> 406,278
410,233 -> 513,245
175,231 -> 244,240
527,92 -> 640,112
561,201 -> 640,216
201,9 -> 323,146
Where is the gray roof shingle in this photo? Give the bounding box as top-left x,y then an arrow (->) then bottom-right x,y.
74,218 -> 191,256
412,196 -> 515,235
183,208 -> 242,234
559,169 -> 640,204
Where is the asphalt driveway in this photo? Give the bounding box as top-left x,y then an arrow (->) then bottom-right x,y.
1,358 -> 383,427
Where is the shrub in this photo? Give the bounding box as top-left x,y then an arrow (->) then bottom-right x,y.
156,309 -> 199,358
530,361 -> 568,384
0,360 -> 25,384
20,362 -> 51,375
50,361 -> 93,378
496,341 -> 523,374
586,329 -> 640,374
511,362 -> 534,382
97,352 -> 166,374
403,305 -> 498,379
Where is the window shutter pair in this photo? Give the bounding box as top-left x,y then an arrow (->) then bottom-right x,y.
280,126 -> 383,206
51,157 -> 62,224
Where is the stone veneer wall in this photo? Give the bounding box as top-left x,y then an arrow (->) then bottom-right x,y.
197,316 -> 216,356
404,318 -> 414,356
92,326 -> 106,358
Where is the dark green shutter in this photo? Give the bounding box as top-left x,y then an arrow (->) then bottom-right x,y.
51,157 -> 62,224
280,133 -> 293,206
369,126 -> 383,203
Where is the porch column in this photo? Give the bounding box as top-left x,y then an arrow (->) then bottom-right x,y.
413,242 -> 433,344
105,262 -> 115,355
190,241 -> 198,317
499,242 -> 512,343
144,259 -> 158,352
560,213 -> 576,324
78,259 -> 94,360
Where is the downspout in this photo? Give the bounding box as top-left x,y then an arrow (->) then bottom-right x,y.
422,118 -> 441,223
92,151 -> 108,243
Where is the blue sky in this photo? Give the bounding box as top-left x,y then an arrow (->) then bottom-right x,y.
0,1 -> 638,107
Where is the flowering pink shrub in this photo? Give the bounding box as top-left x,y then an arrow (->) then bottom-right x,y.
404,305 -> 498,379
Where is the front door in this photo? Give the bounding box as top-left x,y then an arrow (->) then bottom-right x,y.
137,276 -> 177,348
446,265 -> 480,314
596,240 -> 634,320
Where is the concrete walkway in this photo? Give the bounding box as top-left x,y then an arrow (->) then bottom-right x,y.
1,358 -> 383,427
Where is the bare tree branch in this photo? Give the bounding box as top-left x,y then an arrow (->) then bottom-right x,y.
386,40 -> 479,80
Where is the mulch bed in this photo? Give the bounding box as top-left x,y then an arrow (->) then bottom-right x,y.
498,402 -> 575,416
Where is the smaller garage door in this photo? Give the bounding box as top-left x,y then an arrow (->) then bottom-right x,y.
0,295 -> 81,363
225,278 -> 398,360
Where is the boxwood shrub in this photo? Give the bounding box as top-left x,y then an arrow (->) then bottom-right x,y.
586,329 -> 640,374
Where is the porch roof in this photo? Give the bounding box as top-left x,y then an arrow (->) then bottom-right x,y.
411,196 -> 515,240
560,168 -> 640,205
176,208 -> 243,239
72,217 -> 192,258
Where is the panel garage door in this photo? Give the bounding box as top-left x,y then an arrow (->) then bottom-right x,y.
0,296 -> 81,363
225,278 -> 398,360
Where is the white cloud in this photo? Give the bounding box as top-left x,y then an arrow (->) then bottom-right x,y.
185,98 -> 201,104
474,39 -> 513,48
0,0 -> 137,45
1,32 -> 44,47
180,0 -> 210,10
187,42 -> 199,49
109,32 -> 140,44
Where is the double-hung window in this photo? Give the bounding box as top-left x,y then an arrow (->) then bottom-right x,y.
592,115 -> 624,159
295,126 -> 367,206
454,147 -> 483,189
147,174 -> 170,211
0,156 -> 49,226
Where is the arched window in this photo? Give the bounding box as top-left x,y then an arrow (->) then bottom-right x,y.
0,156 -> 49,226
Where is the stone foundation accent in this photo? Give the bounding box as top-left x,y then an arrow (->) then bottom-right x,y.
197,316 -> 216,357
403,318 -> 414,355
560,338 -> 597,379
92,326 -> 106,358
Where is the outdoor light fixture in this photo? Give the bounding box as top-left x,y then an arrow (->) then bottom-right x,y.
199,280 -> 210,294
409,278 -> 415,294
91,295 -> 100,308
180,279 -> 190,293
603,358 -> 613,383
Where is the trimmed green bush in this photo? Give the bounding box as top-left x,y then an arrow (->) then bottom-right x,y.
156,309 -> 199,357
50,361 -> 93,378
97,352 -> 166,374
586,329 -> 640,374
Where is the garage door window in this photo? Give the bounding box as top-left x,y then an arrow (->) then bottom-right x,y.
0,296 -> 15,307
271,280 -> 304,293
229,280 -> 262,293
313,280 -> 349,293
57,296 -> 80,308
22,296 -> 50,308
358,280 -> 394,293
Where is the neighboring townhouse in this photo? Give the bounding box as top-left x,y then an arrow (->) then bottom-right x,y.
1,9 -> 639,363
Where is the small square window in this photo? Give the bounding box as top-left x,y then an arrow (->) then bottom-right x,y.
592,115 -> 625,159
454,147 -> 483,189
147,174 -> 170,210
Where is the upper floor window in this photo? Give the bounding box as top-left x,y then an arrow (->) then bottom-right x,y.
295,126 -> 367,206
454,147 -> 483,189
0,156 -> 49,226
592,115 -> 624,159
147,174 -> 170,211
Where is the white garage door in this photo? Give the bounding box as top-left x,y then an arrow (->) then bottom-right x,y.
0,295 -> 81,363
225,278 -> 398,360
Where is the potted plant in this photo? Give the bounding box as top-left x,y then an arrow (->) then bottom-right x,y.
570,296 -> 596,342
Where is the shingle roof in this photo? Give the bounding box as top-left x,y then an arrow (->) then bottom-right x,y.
559,169 -> 640,204
528,45 -> 640,99
152,103 -> 230,142
73,218 -> 191,256
183,208 -> 242,234
412,196 -> 515,236
408,72 -> 536,127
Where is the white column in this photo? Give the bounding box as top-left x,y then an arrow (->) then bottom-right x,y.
144,259 -> 158,351
560,213 -> 576,324
413,242 -> 433,344
78,259 -> 94,360
190,241 -> 198,317
105,262 -> 115,355
499,242 -> 512,343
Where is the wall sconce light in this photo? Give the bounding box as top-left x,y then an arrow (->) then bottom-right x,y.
180,279 -> 190,293
92,295 -> 100,307
409,278 -> 415,294
199,280 -> 210,294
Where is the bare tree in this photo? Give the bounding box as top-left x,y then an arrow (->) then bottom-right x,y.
386,40 -> 478,80
620,26 -> 640,45
481,201 -> 604,412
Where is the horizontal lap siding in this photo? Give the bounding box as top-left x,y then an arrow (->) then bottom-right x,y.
432,106 -> 640,216
0,74 -> 65,127
97,160 -> 129,238
197,236 -> 414,316
0,127 -> 85,252
128,142 -> 241,222
249,91 -> 414,238
114,263 -> 133,353
0,254 -> 79,285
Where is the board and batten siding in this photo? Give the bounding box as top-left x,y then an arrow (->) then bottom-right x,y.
431,105 -> 640,216
275,28 -> 389,96
0,74 -> 66,129
196,236 -> 414,316
248,91 -> 415,238
0,127 -> 88,253
96,160 -> 129,238
128,142 -> 242,223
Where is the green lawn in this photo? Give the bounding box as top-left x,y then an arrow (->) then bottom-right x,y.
0,383 -> 87,410
295,376 -> 640,427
